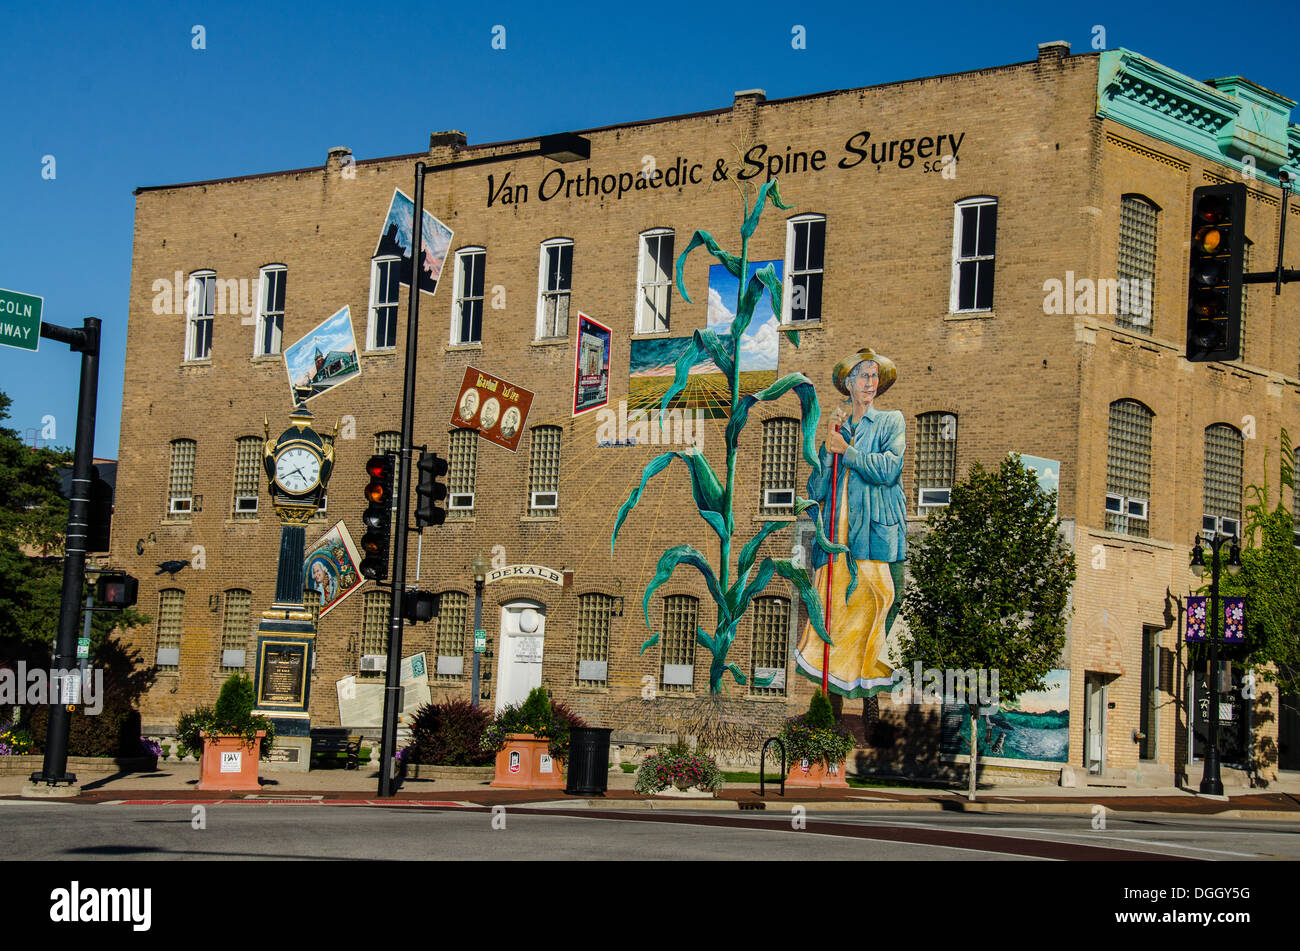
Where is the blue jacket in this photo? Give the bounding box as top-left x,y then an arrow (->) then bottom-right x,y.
807,406 -> 907,567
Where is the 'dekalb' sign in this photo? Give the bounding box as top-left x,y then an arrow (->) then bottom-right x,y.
486,564 -> 564,585
0,288 -> 42,353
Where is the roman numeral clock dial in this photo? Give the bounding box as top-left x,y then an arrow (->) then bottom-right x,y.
274,447 -> 321,495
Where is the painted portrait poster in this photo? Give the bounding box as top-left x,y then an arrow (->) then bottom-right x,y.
573,313 -> 612,416
375,188 -> 454,295
305,520 -> 364,617
792,348 -> 907,701
940,670 -> 1070,765
284,305 -> 360,404
451,365 -> 534,452
627,260 -> 781,420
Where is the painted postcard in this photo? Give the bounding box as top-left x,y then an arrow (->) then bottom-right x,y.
374,188 -> 454,295
573,313 -> 612,416
305,520 -> 364,618
284,305 -> 360,404
940,669 -> 1070,766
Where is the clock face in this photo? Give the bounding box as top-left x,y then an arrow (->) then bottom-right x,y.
275,447 -> 321,495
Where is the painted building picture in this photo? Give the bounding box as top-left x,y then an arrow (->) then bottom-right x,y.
283,306 -> 360,403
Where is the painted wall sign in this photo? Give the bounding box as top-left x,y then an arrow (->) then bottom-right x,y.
486,564 -> 563,585
573,313 -> 612,416
375,188 -> 454,295
305,520 -> 364,617
452,365 -> 535,452
283,305 -> 361,405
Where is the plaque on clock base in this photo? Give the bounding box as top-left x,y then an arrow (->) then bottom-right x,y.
252,626 -> 315,771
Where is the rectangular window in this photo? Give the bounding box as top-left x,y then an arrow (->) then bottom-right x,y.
156,590 -> 184,671
369,257 -> 401,350
528,427 -> 562,516
1117,197 -> 1157,333
448,427 -> 477,516
538,240 -> 573,339
576,594 -> 613,685
785,216 -> 825,323
749,596 -> 789,697
1204,424 -> 1244,538
232,436 -> 261,517
256,266 -> 286,355
660,595 -> 697,694
374,431 -> 401,455
915,412 -> 957,512
950,199 -> 996,313
453,249 -> 486,344
637,231 -> 673,332
760,419 -> 798,515
1106,400 -> 1153,538
168,439 -> 196,517
434,592 -> 468,681
220,590 -> 251,669
360,591 -> 388,674
186,272 -> 215,360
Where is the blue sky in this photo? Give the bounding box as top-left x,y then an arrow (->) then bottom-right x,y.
1,0 -> 1296,456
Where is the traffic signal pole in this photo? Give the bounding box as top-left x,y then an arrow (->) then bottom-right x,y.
378,162 -> 426,797
31,317 -> 101,787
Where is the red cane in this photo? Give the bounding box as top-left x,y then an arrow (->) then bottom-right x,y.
822,419 -> 841,695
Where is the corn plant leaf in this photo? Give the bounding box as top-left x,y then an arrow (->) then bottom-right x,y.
725,373 -> 821,472
733,519 -> 791,605
799,496 -> 859,602
772,559 -> 832,645
726,662 -> 748,686
613,450 -> 728,545
639,631 -> 661,655
675,230 -> 741,303
731,556 -> 777,627
784,329 -> 800,348
659,330 -> 734,421
752,669 -> 777,687
696,626 -> 717,654
611,452 -> 676,551
741,179 -> 792,239
642,545 -> 728,629
731,264 -> 780,342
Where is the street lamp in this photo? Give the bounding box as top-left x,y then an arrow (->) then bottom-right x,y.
1190,532 -> 1242,796
471,552 -> 490,708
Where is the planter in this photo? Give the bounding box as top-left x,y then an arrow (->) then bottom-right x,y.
196,731 -> 264,792
0,754 -> 159,776
786,757 -> 849,789
490,733 -> 564,789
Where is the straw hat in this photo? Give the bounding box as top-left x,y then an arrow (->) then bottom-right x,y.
832,348 -> 897,397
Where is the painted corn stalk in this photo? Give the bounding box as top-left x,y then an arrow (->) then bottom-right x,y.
611,178 -> 853,693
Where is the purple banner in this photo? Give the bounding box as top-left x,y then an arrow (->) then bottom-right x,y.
1223,597 -> 1245,642
1186,596 -> 1207,642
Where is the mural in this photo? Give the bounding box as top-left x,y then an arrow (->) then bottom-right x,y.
627,260 -> 781,420
283,305 -> 360,404
573,313 -> 612,416
304,520 -> 364,617
940,669 -> 1070,765
452,365 -> 535,453
375,188 -> 454,295
1016,454 -> 1061,516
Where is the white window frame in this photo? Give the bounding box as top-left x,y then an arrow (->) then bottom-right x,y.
530,491 -> 559,510
783,214 -> 825,324
451,247 -> 486,345
1107,493 -> 1148,521
1202,514 -> 1240,539
186,269 -> 215,361
449,492 -> 475,510
254,264 -> 286,356
918,486 -> 952,509
636,229 -> 674,333
763,488 -> 795,509
536,238 -> 573,340
368,256 -> 401,351
949,197 -> 997,314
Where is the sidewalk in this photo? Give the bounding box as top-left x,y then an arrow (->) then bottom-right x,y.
6,764 -> 1300,819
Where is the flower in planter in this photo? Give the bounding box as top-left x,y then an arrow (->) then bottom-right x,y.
478,687 -> 586,759
139,737 -> 163,758
175,674 -> 276,757
634,745 -> 724,795
777,690 -> 854,770
0,726 -> 34,755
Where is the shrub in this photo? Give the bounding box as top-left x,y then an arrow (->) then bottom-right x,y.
406,700 -> 493,766
479,688 -> 588,759
634,748 -> 724,795
778,704 -> 855,770
805,689 -> 835,730
175,674 -> 275,756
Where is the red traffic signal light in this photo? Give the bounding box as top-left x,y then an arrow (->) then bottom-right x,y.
360,454 -> 395,580
96,573 -> 138,608
1186,183 -> 1245,363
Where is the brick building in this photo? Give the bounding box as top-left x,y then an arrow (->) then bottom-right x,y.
114,41 -> 1300,783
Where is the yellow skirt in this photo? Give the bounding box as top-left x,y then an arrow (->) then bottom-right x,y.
794,557 -> 896,699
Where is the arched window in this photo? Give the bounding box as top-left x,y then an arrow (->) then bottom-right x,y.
575,593 -> 614,685
1106,400 -> 1153,537
528,426 -> 562,514
167,438 -> 197,517
434,591 -> 469,681
1203,424 -> 1244,538
1117,195 -> 1158,333
156,589 -> 185,671
537,238 -> 573,339
232,436 -> 261,517
760,418 -> 799,513
221,589 -> 252,669
637,229 -> 674,332
660,594 -> 698,694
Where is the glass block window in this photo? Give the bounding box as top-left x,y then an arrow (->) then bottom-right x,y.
221,589 -> 251,668
448,427 -> 477,518
951,198 -> 996,312
156,589 -> 184,671
660,594 -> 697,694
256,265 -> 286,356
453,248 -> 486,345
369,256 -> 401,350
167,438 -> 197,518
1204,424 -> 1244,537
374,431 -> 401,455
749,596 -> 789,697
360,590 -> 389,672
538,238 -> 573,339
528,426 -> 562,515
186,270 -> 215,360
575,593 -> 613,685
1106,400 -> 1153,538
637,229 -> 674,332
915,412 -> 957,511
1239,241 -> 1251,362
434,591 -> 468,682
232,436 -> 261,517
760,418 -> 799,515
785,215 -> 825,323
1117,196 -> 1157,333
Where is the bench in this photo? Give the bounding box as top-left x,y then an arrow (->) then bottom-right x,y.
310,729 -> 362,770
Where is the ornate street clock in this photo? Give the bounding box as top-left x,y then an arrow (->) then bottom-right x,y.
263,404 -> 335,523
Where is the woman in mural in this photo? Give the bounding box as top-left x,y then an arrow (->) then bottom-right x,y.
307,556 -> 339,607
794,348 -> 907,702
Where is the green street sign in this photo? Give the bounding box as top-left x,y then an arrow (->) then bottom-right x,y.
76,638 -> 90,659
474,629 -> 486,653
0,288 -> 42,352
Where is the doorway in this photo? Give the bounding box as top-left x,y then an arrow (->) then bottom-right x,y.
1084,674 -> 1107,775
495,601 -> 546,715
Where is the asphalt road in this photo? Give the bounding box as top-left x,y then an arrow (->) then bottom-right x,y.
2,801 -> 1297,861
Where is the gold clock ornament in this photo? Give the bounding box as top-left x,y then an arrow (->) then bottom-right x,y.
263,405 -> 337,519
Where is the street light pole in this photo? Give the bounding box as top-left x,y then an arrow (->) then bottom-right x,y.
471,552 -> 489,708
1190,532 -> 1241,797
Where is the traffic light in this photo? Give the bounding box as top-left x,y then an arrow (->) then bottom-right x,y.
360,454 -> 395,581
402,589 -> 440,623
1186,183 -> 1246,362
414,451 -> 449,528
96,573 -> 138,608
86,466 -> 114,553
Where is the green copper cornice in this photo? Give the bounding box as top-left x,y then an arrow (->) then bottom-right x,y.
1099,48 -> 1299,186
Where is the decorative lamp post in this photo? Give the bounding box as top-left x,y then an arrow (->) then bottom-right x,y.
471,552 -> 490,708
1190,532 -> 1242,796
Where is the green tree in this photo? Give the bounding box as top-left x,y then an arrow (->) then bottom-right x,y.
897,455 -> 1075,800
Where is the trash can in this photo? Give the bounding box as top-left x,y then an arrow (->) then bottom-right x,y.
564,727 -> 613,796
